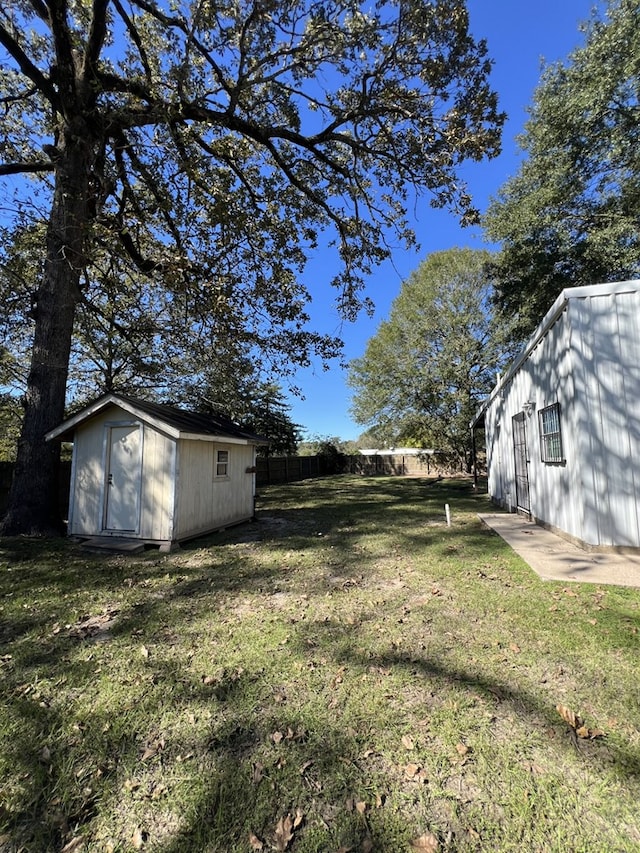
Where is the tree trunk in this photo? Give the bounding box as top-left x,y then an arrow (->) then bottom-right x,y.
1,140 -> 91,536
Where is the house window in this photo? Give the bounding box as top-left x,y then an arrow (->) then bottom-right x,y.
538,403 -> 564,463
215,449 -> 229,477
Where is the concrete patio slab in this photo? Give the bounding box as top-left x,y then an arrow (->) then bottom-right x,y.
478,513 -> 640,588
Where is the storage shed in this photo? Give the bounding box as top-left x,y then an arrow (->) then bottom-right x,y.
472,280 -> 640,551
46,393 -> 269,549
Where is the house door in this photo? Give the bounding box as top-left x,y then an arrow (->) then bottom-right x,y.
512,412 -> 531,514
104,424 -> 142,532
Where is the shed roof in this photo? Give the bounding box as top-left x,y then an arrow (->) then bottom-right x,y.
45,393 -> 270,445
470,278 -> 640,428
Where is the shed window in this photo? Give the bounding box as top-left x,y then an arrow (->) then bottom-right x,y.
215,449 -> 229,477
538,403 -> 564,463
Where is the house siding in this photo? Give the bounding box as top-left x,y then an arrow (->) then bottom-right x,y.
479,281 -> 640,550
572,290 -> 640,547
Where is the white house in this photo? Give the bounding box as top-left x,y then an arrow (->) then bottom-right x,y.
472,280 -> 640,551
46,393 -> 268,549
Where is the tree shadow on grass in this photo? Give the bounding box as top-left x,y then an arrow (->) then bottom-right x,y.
2,654 -> 390,852
317,638 -> 640,785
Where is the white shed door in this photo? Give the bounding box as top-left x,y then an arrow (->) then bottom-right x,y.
104,424 -> 142,532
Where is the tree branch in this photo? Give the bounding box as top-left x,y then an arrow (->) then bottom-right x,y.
0,161 -> 55,175
0,23 -> 59,107
46,0 -> 78,103
26,0 -> 50,22
82,0 -> 110,82
111,0 -> 153,87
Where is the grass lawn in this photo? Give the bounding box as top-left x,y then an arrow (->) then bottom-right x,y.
1,475 -> 639,852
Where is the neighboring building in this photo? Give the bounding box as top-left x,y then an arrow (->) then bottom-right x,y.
358,447 -> 431,456
46,393 -> 268,550
472,280 -> 640,551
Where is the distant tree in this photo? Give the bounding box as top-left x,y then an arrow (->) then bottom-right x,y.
352,428 -> 387,450
298,435 -> 347,455
0,0 -> 504,534
484,0 -> 640,337
171,357 -> 301,456
348,248 -> 516,471
339,439 -> 361,455
236,386 -> 302,457
68,261 -> 170,401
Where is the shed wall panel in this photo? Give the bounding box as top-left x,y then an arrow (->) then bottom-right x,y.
138,427 -> 175,541
69,404 -> 138,535
68,403 -> 177,541
174,441 -> 255,539
69,419 -> 106,535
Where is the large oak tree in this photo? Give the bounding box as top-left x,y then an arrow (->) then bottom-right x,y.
348,248 -> 516,470
0,0 -> 503,534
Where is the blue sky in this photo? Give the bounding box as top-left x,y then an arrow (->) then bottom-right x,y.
288,0 -> 602,442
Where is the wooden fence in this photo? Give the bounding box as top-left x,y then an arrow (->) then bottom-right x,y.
255,454 -> 323,485
1,453 -> 456,519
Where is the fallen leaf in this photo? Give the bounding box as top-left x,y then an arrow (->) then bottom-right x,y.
456,742 -> 470,757
271,731 -> 284,745
355,801 -> 367,815
405,763 -> 421,779
577,725 -> 605,740
509,642 -> 521,654
248,832 -> 264,850
556,704 -> 581,730
131,827 -> 145,849
271,814 -> 295,852
140,737 -> 165,761
141,646 -> 150,659
401,735 -> 415,750
331,667 -> 346,688
410,831 -> 439,851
